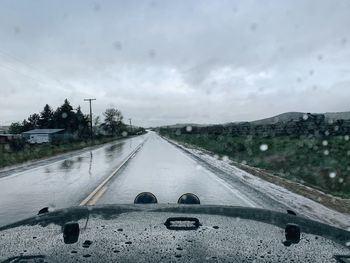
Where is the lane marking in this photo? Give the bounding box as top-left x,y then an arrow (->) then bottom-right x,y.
79,141 -> 146,206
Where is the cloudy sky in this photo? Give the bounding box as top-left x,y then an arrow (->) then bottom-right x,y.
0,0 -> 350,127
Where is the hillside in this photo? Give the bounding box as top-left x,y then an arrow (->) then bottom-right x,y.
251,111 -> 350,125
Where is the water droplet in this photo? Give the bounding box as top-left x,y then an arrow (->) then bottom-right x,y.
325,130 -> 330,136
338,178 -> 344,183
175,129 -> 181,136
259,144 -> 268,151
122,131 -> 128,137
222,155 -> 229,162
195,165 -> 202,170
322,140 -> 328,146
250,23 -> 258,31
329,172 -> 336,179
62,112 -> 68,119
148,49 -> 156,58
113,41 -> 122,50
344,135 -> 349,141
213,154 -> 219,160
347,151 -> 350,156
186,125 -> 192,132
241,160 -> 247,165
302,114 -> 309,120
323,150 -> 329,156
345,241 -> 350,247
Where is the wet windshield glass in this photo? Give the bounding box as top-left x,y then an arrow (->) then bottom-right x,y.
0,0 -> 349,233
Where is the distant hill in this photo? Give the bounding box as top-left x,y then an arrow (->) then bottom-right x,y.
159,123 -> 209,129
157,111 -> 350,129
324,112 -> 350,121
250,111 -> 350,125
250,112 -> 305,125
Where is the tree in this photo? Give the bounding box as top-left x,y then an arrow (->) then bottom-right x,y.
38,104 -> 54,128
52,99 -> 76,132
27,113 -> 40,129
75,105 -> 89,138
102,108 -> 124,135
8,122 -> 24,134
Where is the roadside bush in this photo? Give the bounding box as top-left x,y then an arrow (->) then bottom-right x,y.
8,138 -> 26,152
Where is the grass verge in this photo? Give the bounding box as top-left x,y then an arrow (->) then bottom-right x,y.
161,132 -> 350,199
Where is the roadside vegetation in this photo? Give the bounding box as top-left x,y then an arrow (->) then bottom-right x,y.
160,127 -> 350,199
1,99 -> 145,168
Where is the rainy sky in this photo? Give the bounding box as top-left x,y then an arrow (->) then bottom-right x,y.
0,0 -> 350,127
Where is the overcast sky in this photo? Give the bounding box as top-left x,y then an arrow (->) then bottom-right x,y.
0,0 -> 350,127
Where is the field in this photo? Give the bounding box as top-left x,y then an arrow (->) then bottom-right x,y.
161,132 -> 350,198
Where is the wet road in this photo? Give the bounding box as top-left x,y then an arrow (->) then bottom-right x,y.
97,132 -> 257,206
0,132 -> 259,227
0,136 -> 146,226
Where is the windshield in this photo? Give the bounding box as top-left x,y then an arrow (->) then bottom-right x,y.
0,0 -> 349,239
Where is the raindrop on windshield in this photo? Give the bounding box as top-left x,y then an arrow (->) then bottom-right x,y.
323,150 -> 329,156
341,38 -> 347,46
222,155 -> 229,162
259,144 -> 268,151
250,23 -> 258,32
213,154 -> 219,160
122,131 -> 128,137
344,135 -> 349,141
148,49 -> 156,59
93,3 -> 101,12
329,172 -> 336,179
113,41 -> 122,51
322,140 -> 328,146
302,114 -> 308,120
14,26 -> 21,34
195,165 -> 202,170
186,125 -> 192,132
62,112 -> 68,119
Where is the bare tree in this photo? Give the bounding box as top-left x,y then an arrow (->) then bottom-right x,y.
102,108 -> 124,135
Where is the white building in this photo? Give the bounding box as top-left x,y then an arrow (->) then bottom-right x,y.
22,129 -> 65,144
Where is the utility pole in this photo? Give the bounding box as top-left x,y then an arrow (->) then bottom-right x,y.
128,118 -> 132,133
84,98 -> 96,141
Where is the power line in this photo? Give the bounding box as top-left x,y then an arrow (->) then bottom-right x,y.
0,49 -> 76,92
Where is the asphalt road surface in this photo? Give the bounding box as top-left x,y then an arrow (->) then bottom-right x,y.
0,132 -> 274,227
0,136 -> 145,226
97,132 -> 257,206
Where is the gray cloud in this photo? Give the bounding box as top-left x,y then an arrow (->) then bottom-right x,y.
0,0 -> 350,127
